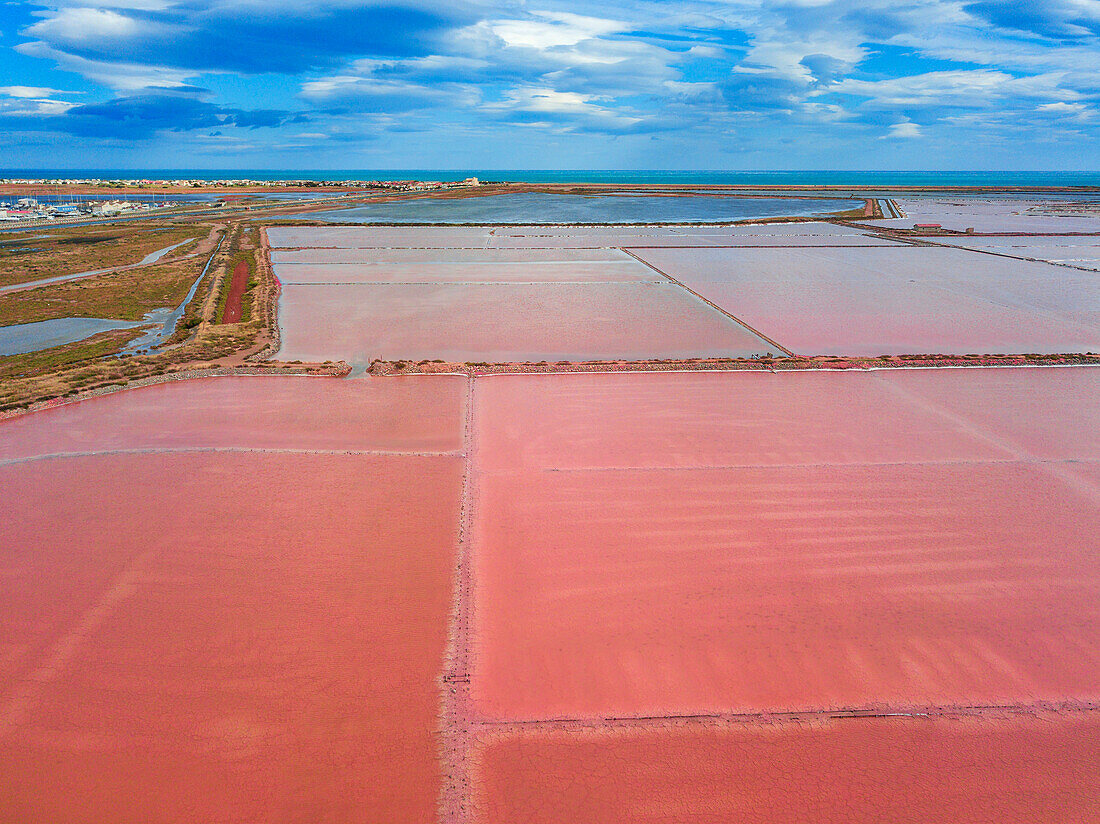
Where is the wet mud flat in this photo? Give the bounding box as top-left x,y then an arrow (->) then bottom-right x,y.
875,196 -> 1100,233
268,222 -> 1100,366
267,223 -> 910,366
931,235 -> 1100,271
266,222 -> 892,250
269,226 -> 810,365
272,254 -> 660,284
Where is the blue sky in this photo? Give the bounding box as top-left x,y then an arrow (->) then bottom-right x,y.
1,0 -> 1098,170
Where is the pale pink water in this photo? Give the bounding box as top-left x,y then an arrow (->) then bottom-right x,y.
631,246 -> 1100,355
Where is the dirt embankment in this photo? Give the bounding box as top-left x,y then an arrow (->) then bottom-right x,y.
369,352 -> 1100,377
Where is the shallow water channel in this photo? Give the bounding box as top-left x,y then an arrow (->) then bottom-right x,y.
123,234 -> 224,354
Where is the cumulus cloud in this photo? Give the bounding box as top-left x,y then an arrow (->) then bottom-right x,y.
0,96 -> 77,116
1037,100 -> 1096,122
488,11 -> 627,50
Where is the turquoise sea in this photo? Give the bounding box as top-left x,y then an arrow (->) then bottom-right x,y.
5,170 -> 1100,187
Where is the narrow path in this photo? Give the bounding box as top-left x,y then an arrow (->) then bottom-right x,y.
464,698 -> 1098,736
439,375 -> 478,824
0,445 -> 463,468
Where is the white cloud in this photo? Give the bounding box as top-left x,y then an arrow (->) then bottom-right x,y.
488,11 -> 627,50
1038,101 -> 1089,113
6,0 -> 1100,159
483,84 -> 645,132
47,0 -> 175,8
1037,101 -> 1096,122
885,120 -> 922,138
830,69 -> 1077,110
498,86 -> 606,115
26,8 -> 150,43
300,74 -> 436,102
15,40 -> 193,91
0,85 -> 76,98
0,95 -> 77,116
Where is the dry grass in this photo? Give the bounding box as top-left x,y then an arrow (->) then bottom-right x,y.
0,223 -> 199,288
0,257 -> 203,326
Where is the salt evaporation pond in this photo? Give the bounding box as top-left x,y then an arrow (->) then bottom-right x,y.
0,375 -> 466,824
310,192 -> 858,224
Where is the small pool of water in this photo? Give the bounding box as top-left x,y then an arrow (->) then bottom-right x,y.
0,317 -> 144,356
